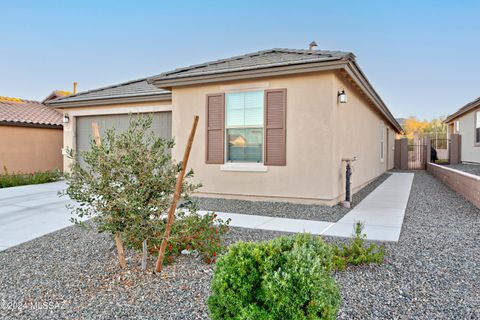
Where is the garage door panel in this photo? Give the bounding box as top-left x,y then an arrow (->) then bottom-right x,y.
76,112 -> 172,165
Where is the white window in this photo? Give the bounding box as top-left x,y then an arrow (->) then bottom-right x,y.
476,111 -> 480,144
225,91 -> 264,163
455,120 -> 460,132
380,122 -> 385,162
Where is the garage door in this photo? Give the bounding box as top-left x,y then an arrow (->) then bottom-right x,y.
76,112 -> 172,166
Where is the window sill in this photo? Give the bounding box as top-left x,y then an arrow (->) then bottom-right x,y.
220,163 -> 268,172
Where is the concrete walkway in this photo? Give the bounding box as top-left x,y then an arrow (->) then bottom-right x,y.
322,172 -> 414,241
0,172 -> 413,251
199,172 -> 414,241
0,181 -> 75,251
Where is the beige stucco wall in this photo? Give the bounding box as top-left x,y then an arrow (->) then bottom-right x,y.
447,109 -> 480,163
0,125 -> 63,174
171,73 -> 338,204
331,72 -> 396,201
59,100 -> 172,171
58,73 -> 398,205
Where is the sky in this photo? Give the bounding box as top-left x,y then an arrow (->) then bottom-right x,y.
1,0 -> 479,120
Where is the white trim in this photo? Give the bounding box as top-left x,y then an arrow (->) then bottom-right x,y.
66,105 -> 172,117
380,121 -> 385,163
220,163 -> 268,172
220,82 -> 270,93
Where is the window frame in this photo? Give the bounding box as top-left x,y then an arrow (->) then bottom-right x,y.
380,122 -> 385,162
475,110 -> 480,146
224,90 -> 265,164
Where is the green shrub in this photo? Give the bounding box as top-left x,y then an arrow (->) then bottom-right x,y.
332,222 -> 385,271
0,167 -> 62,188
124,211 -> 230,264
207,233 -> 341,320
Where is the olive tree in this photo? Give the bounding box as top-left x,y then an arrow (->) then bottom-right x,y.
61,115 -> 199,268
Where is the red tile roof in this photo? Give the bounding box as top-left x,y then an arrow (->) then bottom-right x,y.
0,96 -> 62,127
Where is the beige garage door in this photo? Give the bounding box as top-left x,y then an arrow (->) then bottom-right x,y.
76,112 -> 172,165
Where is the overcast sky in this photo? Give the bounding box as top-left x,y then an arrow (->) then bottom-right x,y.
1,0 -> 479,120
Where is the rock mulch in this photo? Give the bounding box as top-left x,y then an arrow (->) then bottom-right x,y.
0,171 -> 479,319
446,163 -> 480,176
194,173 -> 391,222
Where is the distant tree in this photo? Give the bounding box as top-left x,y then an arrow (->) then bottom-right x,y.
403,116 -> 447,140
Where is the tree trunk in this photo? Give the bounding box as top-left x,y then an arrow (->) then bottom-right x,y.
115,232 -> 127,268
142,240 -> 148,271
92,122 -> 127,269
155,116 -> 199,273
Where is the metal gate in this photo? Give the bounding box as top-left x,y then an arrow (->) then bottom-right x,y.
408,143 -> 426,169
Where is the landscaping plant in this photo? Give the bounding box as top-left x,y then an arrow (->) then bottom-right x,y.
207,233 -> 341,320
0,167 -> 61,188
124,210 -> 230,265
61,115 -> 199,269
331,222 -> 385,271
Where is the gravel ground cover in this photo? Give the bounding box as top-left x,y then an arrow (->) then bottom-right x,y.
1,171 -> 479,319
446,163 -> 480,176
194,173 -> 391,222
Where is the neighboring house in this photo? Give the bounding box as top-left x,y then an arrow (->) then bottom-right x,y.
445,96 -> 480,163
47,47 -> 401,205
0,92 -> 65,174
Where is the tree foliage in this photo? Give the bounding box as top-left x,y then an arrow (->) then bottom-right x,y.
403,116 -> 447,140
61,115 -> 200,267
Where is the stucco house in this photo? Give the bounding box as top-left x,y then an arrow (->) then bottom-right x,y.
47,47 -> 401,205
0,93 -> 65,174
445,97 -> 480,164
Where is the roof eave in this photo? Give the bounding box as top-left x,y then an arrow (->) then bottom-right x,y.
149,59 -> 348,88
46,93 -> 172,108
444,99 -> 480,124
344,61 -> 403,133
0,120 -> 63,129
150,58 -> 402,134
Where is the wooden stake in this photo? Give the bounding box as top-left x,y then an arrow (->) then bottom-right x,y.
92,122 -> 127,269
115,232 -> 127,268
155,115 -> 199,273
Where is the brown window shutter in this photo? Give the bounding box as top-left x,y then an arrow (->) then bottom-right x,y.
205,93 -> 225,164
264,89 -> 286,166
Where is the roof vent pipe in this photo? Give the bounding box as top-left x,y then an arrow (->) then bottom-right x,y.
309,41 -> 318,50
73,82 -> 78,94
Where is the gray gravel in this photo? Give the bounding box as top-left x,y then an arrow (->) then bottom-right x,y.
330,171 -> 480,319
194,173 -> 391,222
446,163 -> 480,176
1,171 -> 479,319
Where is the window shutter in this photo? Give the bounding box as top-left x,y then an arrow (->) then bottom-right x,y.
205,93 -> 225,164
264,89 -> 286,166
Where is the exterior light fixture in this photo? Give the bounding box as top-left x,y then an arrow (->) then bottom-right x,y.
63,113 -> 70,124
338,89 -> 348,104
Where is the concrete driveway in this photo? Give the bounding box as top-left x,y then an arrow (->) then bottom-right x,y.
0,181 -> 74,251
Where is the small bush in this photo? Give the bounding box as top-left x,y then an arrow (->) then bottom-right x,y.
332,222 -> 385,271
0,167 -> 62,188
207,233 -> 341,320
124,211 -> 230,264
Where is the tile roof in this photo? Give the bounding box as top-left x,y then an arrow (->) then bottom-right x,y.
0,97 -> 62,127
150,48 -> 353,81
445,96 -> 480,123
48,78 -> 169,104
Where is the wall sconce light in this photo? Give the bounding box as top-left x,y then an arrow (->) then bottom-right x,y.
338,89 -> 348,104
63,113 -> 70,124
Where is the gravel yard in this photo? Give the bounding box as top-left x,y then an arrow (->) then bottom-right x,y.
1,171 -> 479,319
194,173 -> 391,222
446,163 -> 480,176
